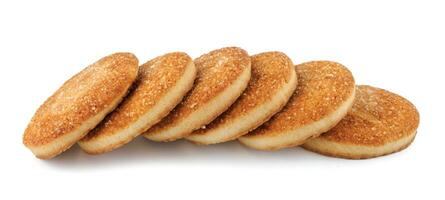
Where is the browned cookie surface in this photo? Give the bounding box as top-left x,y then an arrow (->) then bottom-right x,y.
302,85 -> 419,159
240,61 -> 355,150
144,47 -> 251,141
187,51 -> 296,144
23,52 -> 138,158
79,52 -> 196,154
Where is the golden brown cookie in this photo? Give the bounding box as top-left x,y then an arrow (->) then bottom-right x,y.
239,61 -> 355,150
302,85 -> 419,159
23,53 -> 139,159
186,52 -> 297,144
143,47 -> 251,142
78,52 -> 196,154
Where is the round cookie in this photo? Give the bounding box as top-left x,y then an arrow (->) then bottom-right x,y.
186,52 -> 297,144
239,61 -> 355,150
23,52 -> 139,159
144,47 -> 251,142
302,85 -> 420,159
78,52 -> 196,154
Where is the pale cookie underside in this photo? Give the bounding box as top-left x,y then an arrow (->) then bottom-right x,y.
302,130 -> 417,159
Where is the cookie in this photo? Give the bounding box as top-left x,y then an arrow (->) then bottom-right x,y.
23,53 -> 139,159
239,61 -> 355,150
144,47 -> 251,141
78,52 -> 196,154
302,85 -> 419,159
186,52 -> 297,144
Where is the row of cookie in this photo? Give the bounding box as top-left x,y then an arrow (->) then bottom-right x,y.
23,47 -> 419,159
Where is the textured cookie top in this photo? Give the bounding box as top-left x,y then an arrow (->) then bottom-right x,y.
247,61 -> 355,136
146,47 -> 250,133
23,53 -> 139,146
320,85 -> 419,146
192,51 -> 294,135
81,52 -> 193,141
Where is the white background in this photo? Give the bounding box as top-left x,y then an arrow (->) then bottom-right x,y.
0,0 -> 443,199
